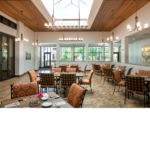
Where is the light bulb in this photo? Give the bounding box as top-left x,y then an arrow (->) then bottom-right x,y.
26,39 -> 28,42
32,43 -> 34,45
145,24 -> 148,29
45,23 -> 47,26
35,43 -> 37,46
110,37 -> 113,40
15,39 -> 18,41
137,22 -> 140,27
39,43 -> 41,46
127,25 -> 130,30
116,36 -> 119,40
139,26 -> 142,31
49,23 -> 52,26
18,38 -> 20,41
107,38 -> 109,41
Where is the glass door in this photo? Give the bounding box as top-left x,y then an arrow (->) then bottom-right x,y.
0,32 -> 15,81
113,52 -> 119,62
44,52 -> 51,67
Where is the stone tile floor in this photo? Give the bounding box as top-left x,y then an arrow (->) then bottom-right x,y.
0,71 -> 150,108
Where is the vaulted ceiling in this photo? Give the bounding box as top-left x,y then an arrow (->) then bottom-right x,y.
0,0 -> 149,32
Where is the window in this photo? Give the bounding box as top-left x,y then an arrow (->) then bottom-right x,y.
88,44 -> 110,61
113,47 -> 121,62
59,44 -> 85,61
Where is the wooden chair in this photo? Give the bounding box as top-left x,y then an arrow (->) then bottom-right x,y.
71,66 -> 78,72
113,71 -> 125,94
66,68 -> 76,72
59,66 -> 66,72
67,83 -> 86,108
79,70 -> 93,94
61,73 -> 76,95
40,73 -> 57,93
80,65 -> 87,76
103,68 -> 114,85
11,82 -> 38,99
125,76 -> 146,107
28,70 -> 40,83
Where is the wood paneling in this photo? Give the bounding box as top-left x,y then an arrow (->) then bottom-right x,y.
91,0 -> 150,31
0,0 -> 149,32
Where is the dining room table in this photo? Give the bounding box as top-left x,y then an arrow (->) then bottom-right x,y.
0,92 -> 73,108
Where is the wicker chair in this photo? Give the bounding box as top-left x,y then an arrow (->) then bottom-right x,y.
71,66 -> 78,72
101,66 -> 105,79
66,68 -> 76,72
103,68 -> 114,85
79,70 -> 94,94
80,65 -> 87,76
111,64 -> 115,69
139,70 -> 150,77
61,73 -> 76,95
105,64 -> 110,67
113,71 -> 125,94
40,73 -> 57,93
125,76 -> 146,107
11,82 -> 38,99
59,66 -> 66,72
67,83 -> 86,108
94,65 -> 101,75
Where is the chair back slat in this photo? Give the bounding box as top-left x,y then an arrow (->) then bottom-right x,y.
71,66 -> 78,72
52,68 -> 61,73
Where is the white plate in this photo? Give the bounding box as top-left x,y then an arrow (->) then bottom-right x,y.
42,102 -> 52,108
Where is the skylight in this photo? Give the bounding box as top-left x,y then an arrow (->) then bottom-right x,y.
42,0 -> 93,20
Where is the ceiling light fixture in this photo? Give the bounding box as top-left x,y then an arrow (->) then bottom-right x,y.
32,24 -> 41,46
127,0 -> 149,32
15,11 -> 28,43
107,10 -> 119,42
44,0 -> 88,30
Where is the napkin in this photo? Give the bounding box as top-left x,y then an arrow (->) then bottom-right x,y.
55,101 -> 66,106
4,102 -> 20,108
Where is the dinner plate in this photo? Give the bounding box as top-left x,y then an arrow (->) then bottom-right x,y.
41,96 -> 48,101
42,102 -> 53,108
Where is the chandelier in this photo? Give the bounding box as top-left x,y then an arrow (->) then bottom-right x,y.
127,0 -> 149,32
15,11 -> 28,42
59,34 -> 83,42
107,10 -> 119,42
44,0 -> 88,30
32,24 -> 41,46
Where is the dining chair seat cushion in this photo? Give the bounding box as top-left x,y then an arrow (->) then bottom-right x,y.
105,76 -> 114,79
116,81 -> 125,86
126,88 -> 146,95
79,79 -> 90,84
80,70 -> 85,72
41,82 -> 57,88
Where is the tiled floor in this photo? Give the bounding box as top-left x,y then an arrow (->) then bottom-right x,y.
0,69 -> 150,108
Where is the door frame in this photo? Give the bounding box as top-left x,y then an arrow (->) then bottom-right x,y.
113,52 -> 119,62
44,52 -> 51,68
0,32 -> 15,81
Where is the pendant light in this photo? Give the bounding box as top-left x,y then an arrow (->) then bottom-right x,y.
127,0 -> 149,32
32,24 -> 41,46
15,11 -> 28,42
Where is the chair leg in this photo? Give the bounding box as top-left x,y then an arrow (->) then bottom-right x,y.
118,86 -> 120,91
144,94 -> 145,108
113,85 -> 116,94
124,91 -> 126,104
90,85 -> 93,94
